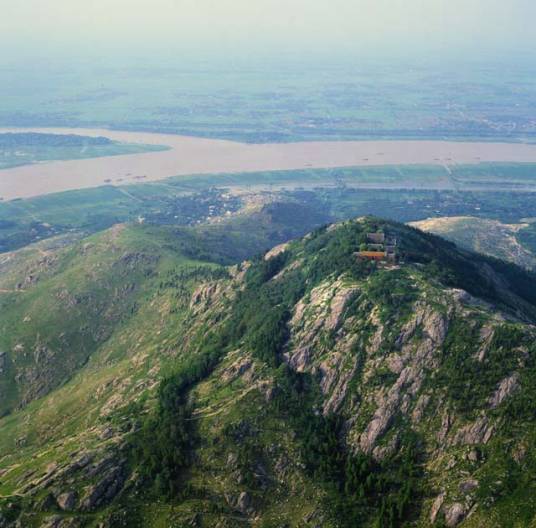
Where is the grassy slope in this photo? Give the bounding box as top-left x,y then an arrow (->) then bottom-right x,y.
0,223 -> 224,415
0,202 -> 330,415
0,220 -> 332,527
0,223 -> 229,503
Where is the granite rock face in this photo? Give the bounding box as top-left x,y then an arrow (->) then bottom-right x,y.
56,491 -> 77,511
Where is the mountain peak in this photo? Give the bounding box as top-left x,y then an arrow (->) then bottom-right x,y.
2,218 -> 536,527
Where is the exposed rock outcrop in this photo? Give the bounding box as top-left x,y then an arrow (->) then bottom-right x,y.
236,491 -> 253,515
360,305 -> 448,453
489,372 -> 519,409
0,352 -> 6,375
221,357 -> 253,383
444,502 -> 466,527
430,491 -> 446,523
411,393 -> 430,423
459,479 -> 479,494
452,416 -> 495,446
56,491 -> 77,511
264,242 -> 289,260
81,464 -> 126,511
437,412 -> 451,443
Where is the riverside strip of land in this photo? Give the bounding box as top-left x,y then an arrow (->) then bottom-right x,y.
2,127 -> 536,200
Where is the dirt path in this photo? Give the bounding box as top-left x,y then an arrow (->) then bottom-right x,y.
116,187 -> 143,202
190,382 -> 265,420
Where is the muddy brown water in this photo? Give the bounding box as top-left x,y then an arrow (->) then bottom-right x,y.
2,127 -> 536,200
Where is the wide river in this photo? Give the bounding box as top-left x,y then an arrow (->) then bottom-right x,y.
2,127 -> 536,200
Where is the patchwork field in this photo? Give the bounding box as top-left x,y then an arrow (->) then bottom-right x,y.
2,163 -> 536,255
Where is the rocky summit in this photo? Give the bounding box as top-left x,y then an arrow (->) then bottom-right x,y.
1,216 -> 536,527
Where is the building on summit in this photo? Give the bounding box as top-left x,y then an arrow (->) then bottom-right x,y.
356,231 -> 398,263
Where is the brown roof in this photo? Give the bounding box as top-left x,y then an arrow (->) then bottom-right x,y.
357,251 -> 386,260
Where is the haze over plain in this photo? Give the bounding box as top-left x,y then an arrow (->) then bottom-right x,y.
2,0 -> 535,59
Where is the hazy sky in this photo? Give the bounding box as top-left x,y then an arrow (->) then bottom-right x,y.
2,0 -> 535,60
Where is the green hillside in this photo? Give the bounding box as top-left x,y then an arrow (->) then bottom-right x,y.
410,216 -> 536,270
2,217 -> 536,527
